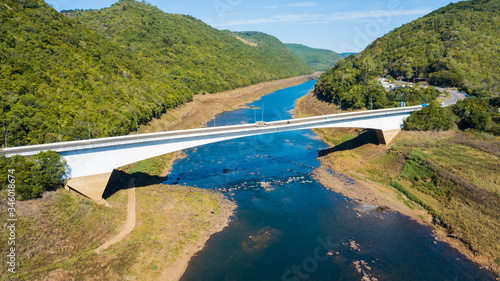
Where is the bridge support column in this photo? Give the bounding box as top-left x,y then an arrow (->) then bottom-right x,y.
375,129 -> 401,146
65,172 -> 112,203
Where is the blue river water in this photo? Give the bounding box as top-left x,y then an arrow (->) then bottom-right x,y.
164,80 -> 495,281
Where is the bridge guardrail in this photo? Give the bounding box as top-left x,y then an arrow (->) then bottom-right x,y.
2,106 -> 421,156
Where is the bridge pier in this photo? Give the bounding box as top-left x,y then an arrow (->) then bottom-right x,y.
375,129 -> 401,146
65,172 -> 112,203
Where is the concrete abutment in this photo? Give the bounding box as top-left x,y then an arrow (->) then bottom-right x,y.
65,172 -> 112,204
375,129 -> 401,146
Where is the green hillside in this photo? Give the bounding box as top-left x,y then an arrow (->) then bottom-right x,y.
0,0 -> 311,147
63,2 -> 311,93
285,43 -> 343,71
316,0 -> 500,106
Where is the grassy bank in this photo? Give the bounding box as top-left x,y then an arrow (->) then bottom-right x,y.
0,179 -> 234,280
296,93 -> 500,276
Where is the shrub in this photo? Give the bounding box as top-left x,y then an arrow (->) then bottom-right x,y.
403,101 -> 455,131
453,98 -> 497,132
0,151 -> 67,200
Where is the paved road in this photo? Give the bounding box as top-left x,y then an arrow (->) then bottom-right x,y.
393,80 -> 466,106
435,87 -> 467,106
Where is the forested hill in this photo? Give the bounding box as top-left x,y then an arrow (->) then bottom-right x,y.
316,0 -> 500,105
62,1 -> 311,92
0,0 -> 311,147
234,32 -> 316,74
285,43 -> 343,71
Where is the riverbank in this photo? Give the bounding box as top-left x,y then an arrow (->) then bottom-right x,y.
0,179 -> 236,280
0,148 -> 236,280
295,92 -> 500,278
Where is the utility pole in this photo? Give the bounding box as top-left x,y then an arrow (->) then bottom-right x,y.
370,96 -> 373,110
155,111 -> 159,132
87,115 -> 91,139
135,115 -> 139,134
3,120 -> 6,148
57,117 -> 62,142
213,111 -> 216,127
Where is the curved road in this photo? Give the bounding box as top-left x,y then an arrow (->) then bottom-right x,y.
435,87 -> 467,106
394,80 -> 466,106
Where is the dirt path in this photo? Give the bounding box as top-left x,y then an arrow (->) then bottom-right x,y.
95,178 -> 136,254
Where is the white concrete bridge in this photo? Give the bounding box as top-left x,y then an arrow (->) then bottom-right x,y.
2,106 -> 421,202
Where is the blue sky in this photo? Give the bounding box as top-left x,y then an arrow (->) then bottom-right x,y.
46,0 -> 461,53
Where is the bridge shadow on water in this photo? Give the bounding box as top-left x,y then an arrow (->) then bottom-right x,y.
318,129 -> 379,157
102,170 -> 166,199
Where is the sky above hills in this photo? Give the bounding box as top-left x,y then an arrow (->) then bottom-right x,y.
46,0 -> 461,53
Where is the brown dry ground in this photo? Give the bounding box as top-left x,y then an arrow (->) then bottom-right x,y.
295,92 -> 500,278
0,151 -> 236,281
0,73 -> 321,281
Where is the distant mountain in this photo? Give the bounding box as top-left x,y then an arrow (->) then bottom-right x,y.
340,52 -> 358,58
285,43 -> 343,71
0,0 -> 311,146
316,0 -> 500,109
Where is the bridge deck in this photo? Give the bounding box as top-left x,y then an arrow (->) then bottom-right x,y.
2,106 -> 421,157
1,106 -> 422,202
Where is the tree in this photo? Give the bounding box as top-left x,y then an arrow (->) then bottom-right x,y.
453,98 -> 494,131
403,101 -> 455,131
0,150 -> 67,200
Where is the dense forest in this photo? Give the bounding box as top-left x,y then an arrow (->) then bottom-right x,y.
0,0 -> 311,147
285,43 -> 343,71
63,2 -> 311,93
315,0 -> 500,133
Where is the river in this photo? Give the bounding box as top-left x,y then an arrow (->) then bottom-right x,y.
164,80 -> 495,281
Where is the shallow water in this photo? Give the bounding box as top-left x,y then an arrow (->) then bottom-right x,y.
164,80 -> 495,281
